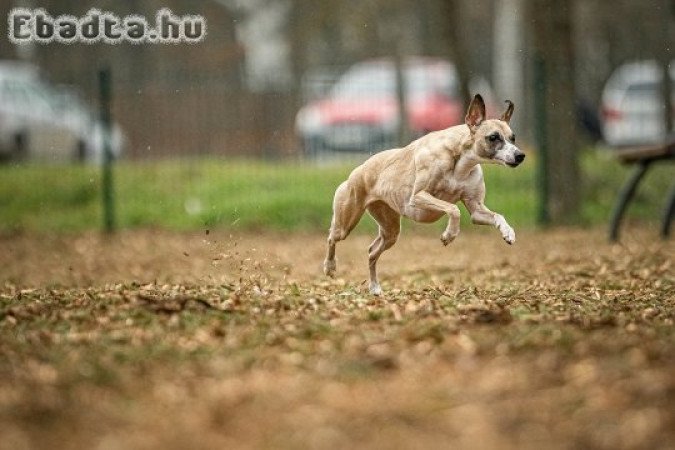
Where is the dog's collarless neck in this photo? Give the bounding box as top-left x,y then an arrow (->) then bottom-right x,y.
454,154 -> 481,179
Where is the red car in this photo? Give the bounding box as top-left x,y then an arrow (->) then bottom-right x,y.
296,57 -> 485,156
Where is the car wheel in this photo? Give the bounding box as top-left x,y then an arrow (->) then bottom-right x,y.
74,140 -> 87,163
13,133 -> 27,161
303,137 -> 322,160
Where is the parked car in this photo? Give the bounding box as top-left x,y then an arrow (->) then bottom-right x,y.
601,60 -> 675,147
0,60 -> 125,163
296,57 -> 492,156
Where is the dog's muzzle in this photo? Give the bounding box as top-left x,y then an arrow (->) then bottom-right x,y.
508,152 -> 526,167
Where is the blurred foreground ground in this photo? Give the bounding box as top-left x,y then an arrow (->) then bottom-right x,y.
1,227 -> 673,449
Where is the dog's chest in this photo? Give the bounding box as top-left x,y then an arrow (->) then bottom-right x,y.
428,161 -> 483,203
429,174 -> 466,203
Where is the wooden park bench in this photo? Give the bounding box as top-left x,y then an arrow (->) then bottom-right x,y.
609,138 -> 675,241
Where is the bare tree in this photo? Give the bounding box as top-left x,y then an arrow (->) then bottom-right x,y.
439,0 -> 471,108
659,0 -> 673,135
530,0 -> 580,224
494,0 -> 525,129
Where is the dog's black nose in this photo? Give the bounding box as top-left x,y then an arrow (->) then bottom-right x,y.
515,153 -> 525,163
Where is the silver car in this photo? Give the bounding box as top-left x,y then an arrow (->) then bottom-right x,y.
0,61 -> 125,163
601,60 -> 675,147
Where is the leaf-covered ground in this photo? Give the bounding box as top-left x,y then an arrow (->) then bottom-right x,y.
0,227 -> 673,449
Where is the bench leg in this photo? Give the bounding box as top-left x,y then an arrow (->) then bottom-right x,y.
662,185 -> 675,239
609,162 -> 650,242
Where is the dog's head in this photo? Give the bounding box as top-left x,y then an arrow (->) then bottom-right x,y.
464,94 -> 525,168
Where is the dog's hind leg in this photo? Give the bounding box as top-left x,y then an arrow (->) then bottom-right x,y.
324,181 -> 366,277
366,202 -> 401,295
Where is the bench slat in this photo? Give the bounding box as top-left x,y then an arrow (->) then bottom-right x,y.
616,140 -> 675,164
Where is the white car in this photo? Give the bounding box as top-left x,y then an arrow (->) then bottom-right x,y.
601,60 -> 675,147
0,61 -> 125,163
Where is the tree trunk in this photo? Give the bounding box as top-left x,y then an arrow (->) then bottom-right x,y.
659,0 -> 673,135
381,2 -> 411,147
393,44 -> 410,146
530,0 -> 580,224
440,0 -> 471,108
288,0 -> 309,109
0,2 -> 18,60
493,0 -> 524,127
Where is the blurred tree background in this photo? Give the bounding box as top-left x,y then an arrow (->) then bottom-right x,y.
0,0 -> 673,226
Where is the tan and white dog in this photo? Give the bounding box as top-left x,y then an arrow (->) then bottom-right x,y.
323,94 -> 525,295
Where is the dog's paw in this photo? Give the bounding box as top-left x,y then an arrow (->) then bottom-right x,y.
369,282 -> 383,296
323,259 -> 336,277
440,230 -> 458,246
495,215 -> 515,245
502,227 -> 516,245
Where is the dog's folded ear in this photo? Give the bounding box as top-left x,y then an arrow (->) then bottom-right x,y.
501,100 -> 514,124
465,94 -> 486,131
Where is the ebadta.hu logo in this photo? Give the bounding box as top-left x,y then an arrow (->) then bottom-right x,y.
8,8 -> 206,44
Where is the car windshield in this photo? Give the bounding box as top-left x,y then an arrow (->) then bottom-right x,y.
625,82 -> 660,102
331,62 -> 458,100
0,79 -> 55,110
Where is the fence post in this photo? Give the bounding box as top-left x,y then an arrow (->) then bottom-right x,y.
659,0 -> 673,136
534,55 -> 550,226
99,67 -> 116,233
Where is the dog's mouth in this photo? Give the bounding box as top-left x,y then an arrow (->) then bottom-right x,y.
493,157 -> 522,168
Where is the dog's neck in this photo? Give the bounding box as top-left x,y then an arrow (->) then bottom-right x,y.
454,153 -> 481,179
452,129 -> 482,179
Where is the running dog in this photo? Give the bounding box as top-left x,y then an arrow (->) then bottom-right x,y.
323,94 -> 525,295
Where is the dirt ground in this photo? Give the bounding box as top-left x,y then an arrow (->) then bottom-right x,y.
1,227 -> 674,450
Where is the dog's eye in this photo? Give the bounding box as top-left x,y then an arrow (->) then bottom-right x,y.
488,133 -> 500,142
510,134 -> 516,143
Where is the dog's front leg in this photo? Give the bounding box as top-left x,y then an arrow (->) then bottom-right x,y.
464,199 -> 516,244
409,191 -> 461,245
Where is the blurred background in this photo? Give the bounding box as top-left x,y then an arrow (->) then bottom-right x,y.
0,0 -> 672,234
